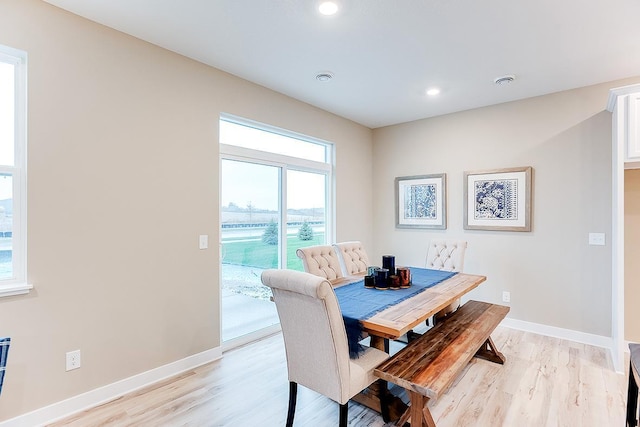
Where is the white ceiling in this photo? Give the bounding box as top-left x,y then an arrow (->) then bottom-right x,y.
43,0 -> 640,129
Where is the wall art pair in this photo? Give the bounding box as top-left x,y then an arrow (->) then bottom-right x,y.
395,166 -> 532,231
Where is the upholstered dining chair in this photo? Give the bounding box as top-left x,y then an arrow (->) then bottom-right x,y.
296,245 -> 344,281
261,269 -> 389,427
426,240 -> 468,322
333,241 -> 371,276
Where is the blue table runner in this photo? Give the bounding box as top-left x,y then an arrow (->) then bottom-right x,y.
0,337 -> 9,396
335,268 -> 456,358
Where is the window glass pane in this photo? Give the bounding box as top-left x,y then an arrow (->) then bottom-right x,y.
0,62 -> 14,166
0,174 -> 12,280
287,169 -> 327,271
220,119 -> 326,163
221,159 -> 280,342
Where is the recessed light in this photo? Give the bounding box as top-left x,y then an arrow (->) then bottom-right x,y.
319,1 -> 339,16
426,87 -> 441,96
316,72 -> 334,82
494,75 -> 516,85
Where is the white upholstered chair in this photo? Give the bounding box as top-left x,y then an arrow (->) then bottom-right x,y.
261,269 -> 389,427
426,240 -> 468,320
296,245 -> 344,280
333,241 -> 371,276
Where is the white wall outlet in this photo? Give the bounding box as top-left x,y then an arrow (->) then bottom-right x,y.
502,291 -> 511,303
588,232 -> 605,246
199,234 -> 208,250
66,350 -> 81,371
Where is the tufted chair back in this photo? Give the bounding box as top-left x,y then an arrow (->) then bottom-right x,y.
333,241 -> 370,275
426,240 -> 467,322
296,245 -> 344,280
261,269 -> 389,426
425,240 -> 467,272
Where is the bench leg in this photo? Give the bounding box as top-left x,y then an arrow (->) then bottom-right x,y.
401,392 -> 436,427
475,336 -> 506,365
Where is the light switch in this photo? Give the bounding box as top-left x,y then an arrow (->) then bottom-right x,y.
199,234 -> 209,249
588,233 -> 605,246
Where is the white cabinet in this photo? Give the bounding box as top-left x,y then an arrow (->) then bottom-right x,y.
628,92 -> 640,162
608,84 -> 640,168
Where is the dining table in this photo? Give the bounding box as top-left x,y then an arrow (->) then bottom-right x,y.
331,268 -> 487,419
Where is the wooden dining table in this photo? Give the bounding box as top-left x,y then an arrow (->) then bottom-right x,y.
331,271 -> 487,419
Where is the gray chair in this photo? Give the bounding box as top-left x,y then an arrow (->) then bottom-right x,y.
261,269 -> 389,427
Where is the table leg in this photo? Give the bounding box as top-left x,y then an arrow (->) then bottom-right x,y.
351,335 -> 407,422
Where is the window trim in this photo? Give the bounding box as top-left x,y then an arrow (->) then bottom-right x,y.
0,44 -> 31,298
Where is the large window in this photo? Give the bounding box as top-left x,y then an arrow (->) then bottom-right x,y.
220,115 -> 334,343
0,45 -> 28,297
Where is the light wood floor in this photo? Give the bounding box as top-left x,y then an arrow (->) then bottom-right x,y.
48,326 -> 627,427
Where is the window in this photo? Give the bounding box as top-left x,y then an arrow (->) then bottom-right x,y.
0,44 -> 29,297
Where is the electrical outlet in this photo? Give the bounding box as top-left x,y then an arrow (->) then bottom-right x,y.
66,350 -> 81,371
588,232 -> 605,246
502,291 -> 511,303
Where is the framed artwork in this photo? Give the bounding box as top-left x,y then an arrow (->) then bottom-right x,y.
395,174 -> 447,229
464,166 -> 533,231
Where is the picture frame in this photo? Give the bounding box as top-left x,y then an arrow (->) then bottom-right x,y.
395,174 -> 447,229
464,166 -> 533,231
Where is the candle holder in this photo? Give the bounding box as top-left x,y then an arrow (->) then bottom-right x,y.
364,275 -> 375,289
397,267 -> 411,288
374,268 -> 389,290
382,255 -> 396,276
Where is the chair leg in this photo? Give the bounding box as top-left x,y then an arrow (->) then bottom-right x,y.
627,363 -> 639,427
286,382 -> 297,427
339,402 -> 348,427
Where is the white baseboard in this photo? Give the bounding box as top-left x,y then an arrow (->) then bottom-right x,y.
500,317 -> 618,369
0,319 -> 627,426
0,346 -> 222,427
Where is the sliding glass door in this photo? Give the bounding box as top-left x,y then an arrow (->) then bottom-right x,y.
221,159 -> 281,342
220,117 -> 333,346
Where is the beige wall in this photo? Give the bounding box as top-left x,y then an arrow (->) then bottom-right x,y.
626,169 -> 640,341
2,0 -> 639,422
372,79 -> 640,338
0,0 -> 373,420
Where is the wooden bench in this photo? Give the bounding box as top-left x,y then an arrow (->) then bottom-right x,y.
374,300 -> 509,427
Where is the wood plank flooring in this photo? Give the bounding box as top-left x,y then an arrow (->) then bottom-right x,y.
47,327 -> 627,427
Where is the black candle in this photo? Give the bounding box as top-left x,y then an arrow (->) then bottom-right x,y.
382,255 -> 395,276
375,268 -> 389,289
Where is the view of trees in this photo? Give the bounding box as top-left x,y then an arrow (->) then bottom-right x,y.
297,220 -> 313,241
261,219 -> 279,245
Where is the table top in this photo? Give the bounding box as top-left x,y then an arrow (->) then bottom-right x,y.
333,272 -> 486,340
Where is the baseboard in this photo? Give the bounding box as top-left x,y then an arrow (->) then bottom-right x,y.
0,346 -> 222,427
500,317 -> 613,352
0,320 -> 626,426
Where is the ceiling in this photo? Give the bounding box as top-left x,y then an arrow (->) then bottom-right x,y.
43,0 -> 640,129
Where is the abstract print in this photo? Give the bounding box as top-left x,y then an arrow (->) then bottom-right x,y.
473,179 -> 518,220
404,183 -> 437,219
